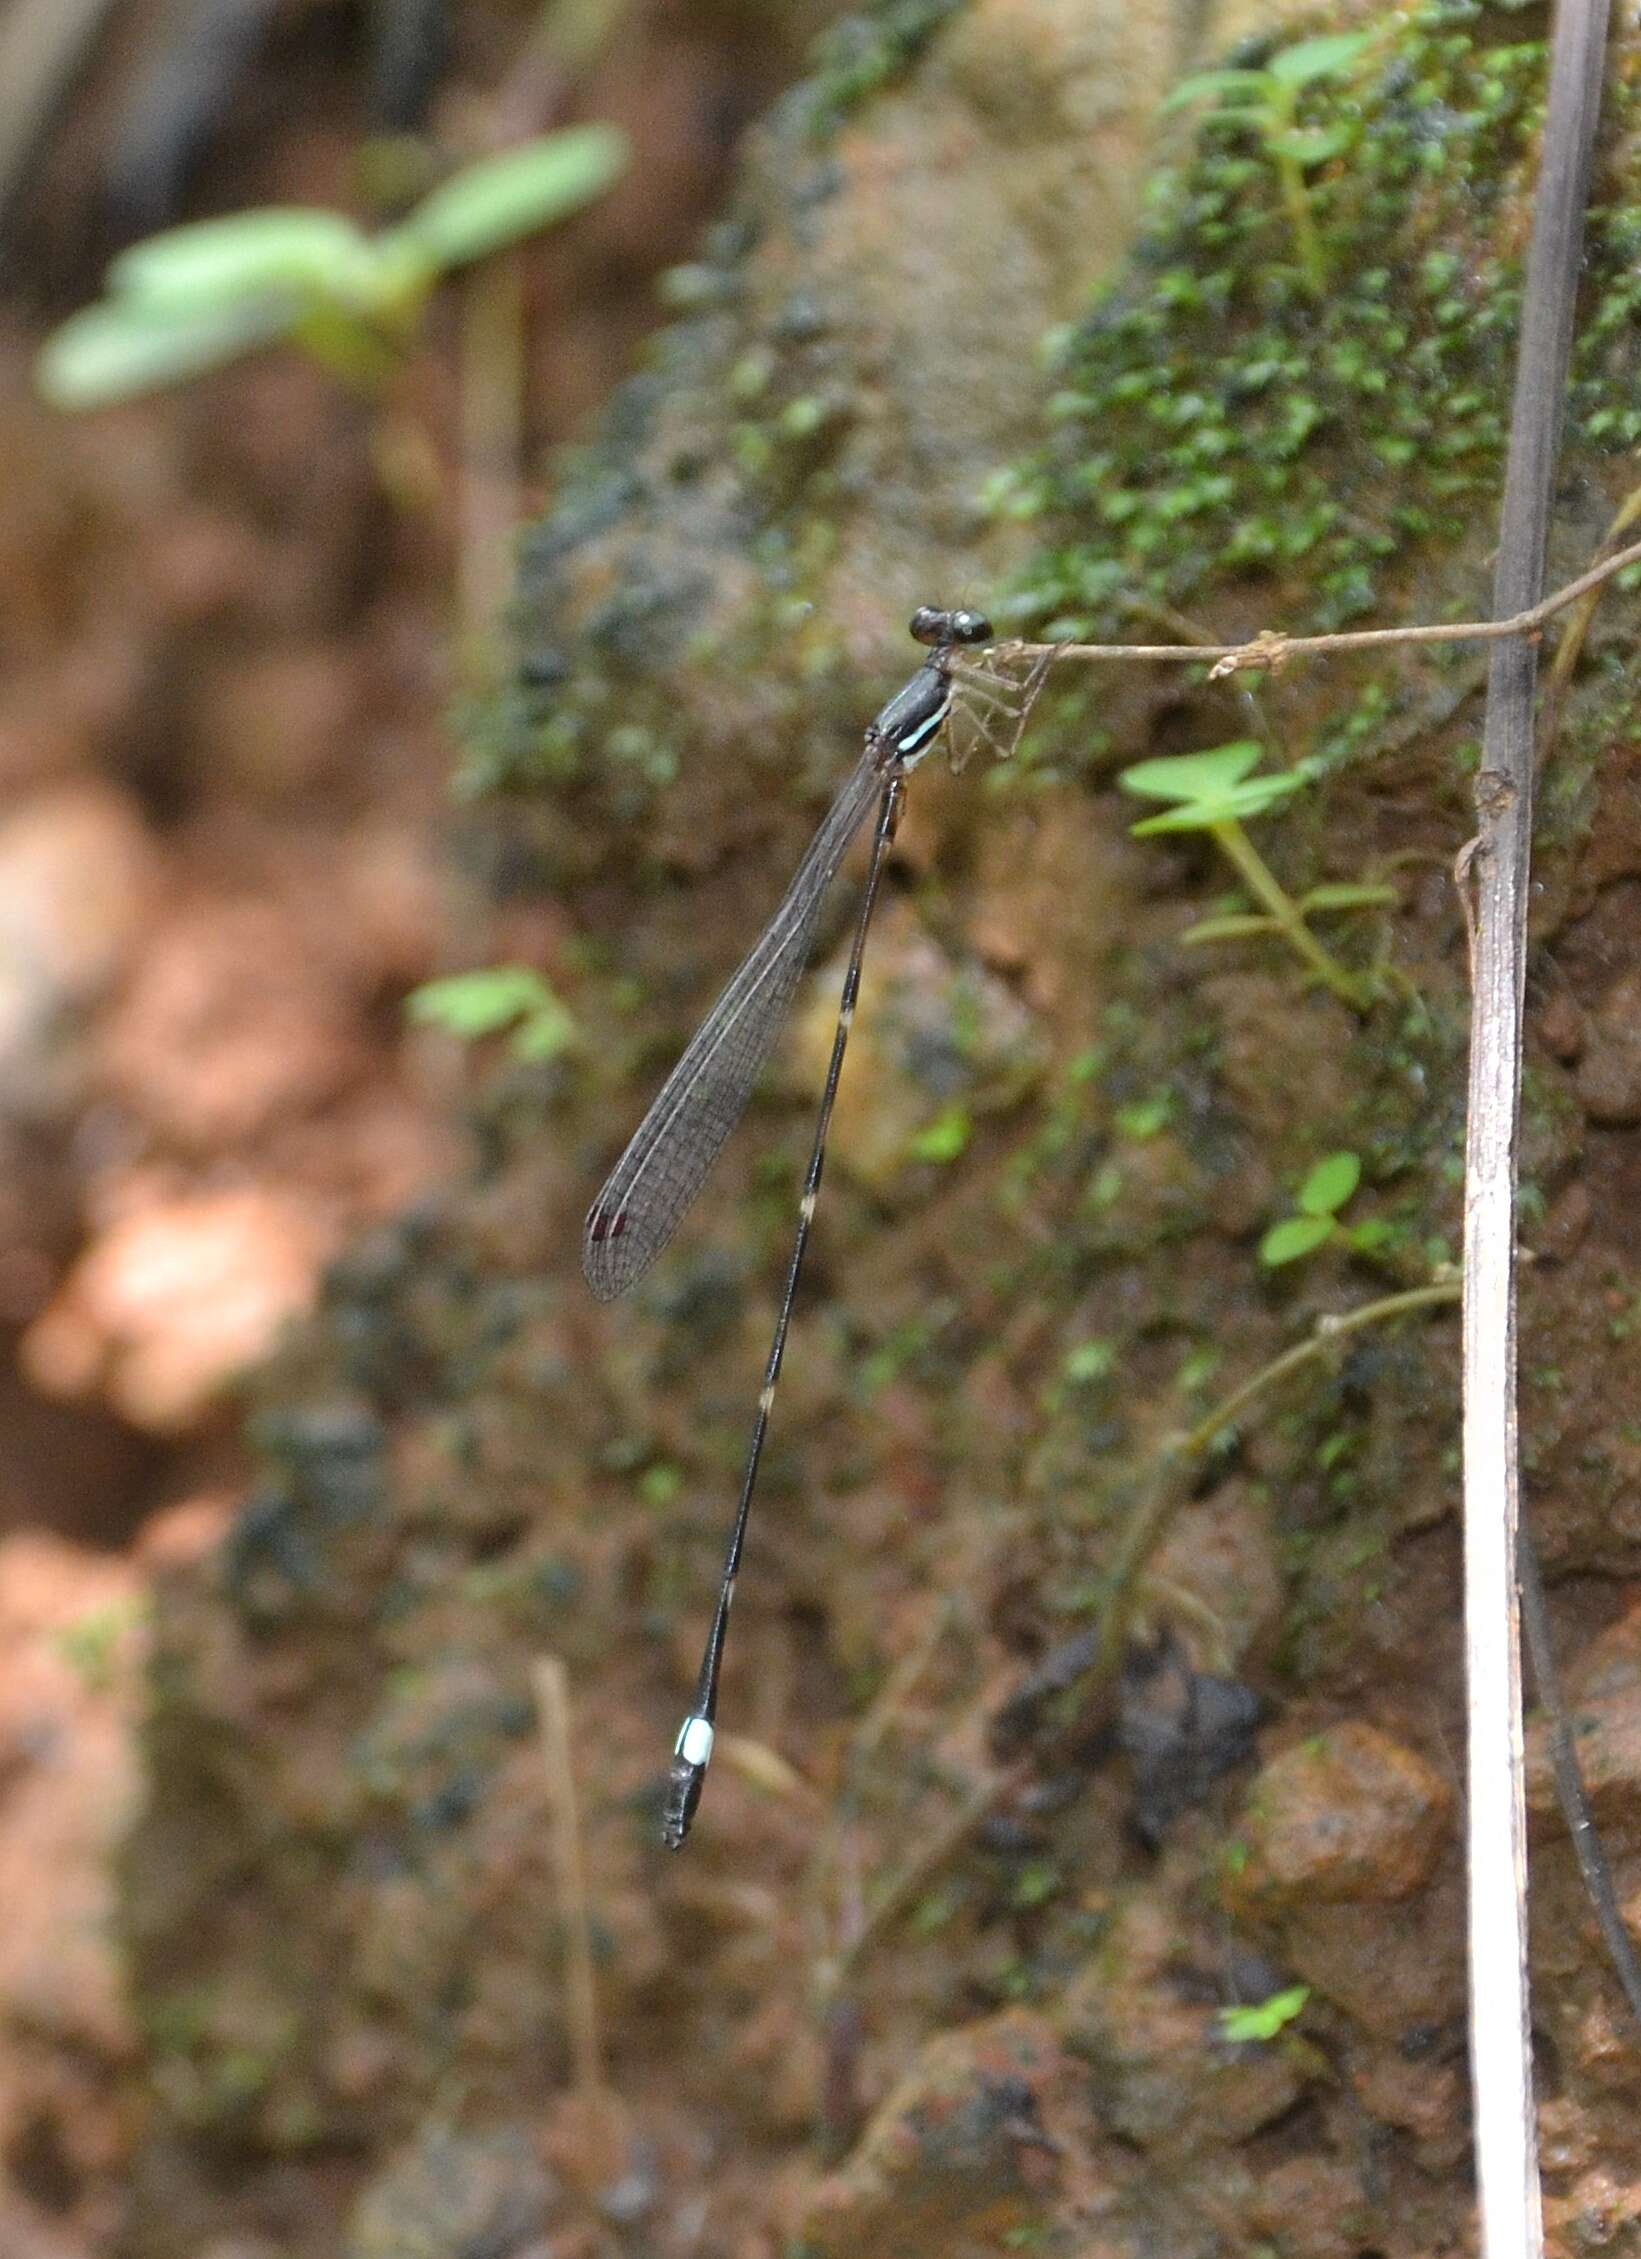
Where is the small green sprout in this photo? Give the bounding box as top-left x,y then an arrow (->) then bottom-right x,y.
1119,743 -> 1386,1010
1218,1982 -> 1311,2044
1062,1339 -> 1117,1385
1163,32 -> 1374,295
638,1462 -> 683,1509
907,1104 -> 973,1164
37,126 -> 627,409
1260,1150 -> 1391,1267
407,966 -> 577,1062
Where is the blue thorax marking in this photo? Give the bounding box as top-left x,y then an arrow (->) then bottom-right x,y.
869,658 -> 951,769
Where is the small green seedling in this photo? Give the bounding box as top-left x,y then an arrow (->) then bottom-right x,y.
907,1104 -> 973,1164
1119,742 -> 1388,1010
407,966 -> 577,1062
1162,32 -> 1374,295
37,125 -> 627,409
1260,1150 -> 1391,1267
1218,1983 -> 1311,2044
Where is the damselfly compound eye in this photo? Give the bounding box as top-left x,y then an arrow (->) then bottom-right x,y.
909,605 -> 994,648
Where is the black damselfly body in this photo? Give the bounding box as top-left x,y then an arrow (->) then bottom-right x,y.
584,607 -> 996,1848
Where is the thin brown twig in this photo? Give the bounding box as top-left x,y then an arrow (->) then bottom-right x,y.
985,531 -> 1641,678
531,1654 -> 607,2105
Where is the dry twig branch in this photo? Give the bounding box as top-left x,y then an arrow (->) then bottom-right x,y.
987,531 -> 1641,679
532,1655 -> 608,2106
1461,6 -> 1609,2257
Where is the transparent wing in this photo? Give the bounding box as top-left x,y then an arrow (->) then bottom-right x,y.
584,749 -> 885,1300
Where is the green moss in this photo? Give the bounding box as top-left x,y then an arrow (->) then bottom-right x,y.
1004,5 -> 1641,641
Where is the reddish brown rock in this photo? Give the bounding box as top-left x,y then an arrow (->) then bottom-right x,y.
21,1183 -> 332,1431
1526,1596 -> 1641,1830
1248,2156 -> 1372,2259
795,2010 -> 1071,2259
1230,1721 -> 1453,1906
0,1534 -> 143,2256
1056,1894 -> 1308,2150
1576,973 -> 1641,1125
100,900 -> 365,1148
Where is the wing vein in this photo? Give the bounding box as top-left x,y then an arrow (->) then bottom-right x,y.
582,748 -> 884,1299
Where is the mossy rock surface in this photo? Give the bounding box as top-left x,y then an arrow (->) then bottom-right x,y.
125,3 -> 1641,2252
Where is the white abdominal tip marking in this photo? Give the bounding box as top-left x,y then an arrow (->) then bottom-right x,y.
676,1715 -> 715,1767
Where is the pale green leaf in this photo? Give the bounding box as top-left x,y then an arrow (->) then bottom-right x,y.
1161,69 -> 1271,112
1267,124 -> 1354,167
1259,1214 -> 1334,1267
394,126 -> 628,273
36,292 -> 296,409
407,967 -> 575,1062
1267,32 -> 1372,88
1298,1150 -> 1361,1217
908,1104 -> 971,1163
1129,771 -> 1307,833
1219,1984 -> 1311,2043
108,209 -> 368,309
1119,742 -> 1264,803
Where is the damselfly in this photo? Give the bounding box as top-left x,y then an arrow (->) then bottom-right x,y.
584,606 -> 1020,1846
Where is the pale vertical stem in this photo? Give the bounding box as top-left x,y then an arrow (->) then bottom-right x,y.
1463,4 -> 1608,2255
458,250 -> 526,666
532,1655 -> 605,2104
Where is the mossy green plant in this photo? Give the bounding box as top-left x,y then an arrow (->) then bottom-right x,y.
407,967 -> 578,1062
996,3 -> 1641,645
1218,1982 -> 1312,2043
1118,743 -> 1386,1008
1161,32 -> 1376,296
1259,1150 -> 1392,1267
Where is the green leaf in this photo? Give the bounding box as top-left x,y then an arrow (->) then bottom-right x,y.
394,126 -> 628,273
407,967 -> 576,1060
1266,124 -> 1354,167
1219,1984 -> 1311,2044
1346,1217 -> 1394,1253
1179,913 -> 1279,945
1297,882 -> 1396,914
1114,1093 -> 1171,1141
1259,1214 -> 1334,1268
36,291 -> 297,409
1298,1150 -> 1361,1217
1160,69 -> 1272,112
1267,32 -> 1372,89
108,209 -> 368,310
908,1104 -> 971,1163
509,995 -> 578,1062
1063,1339 -> 1116,1384
1119,742 -> 1264,804
1128,771 -> 1307,834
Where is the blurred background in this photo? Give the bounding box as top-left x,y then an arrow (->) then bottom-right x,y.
0,5 -> 839,2251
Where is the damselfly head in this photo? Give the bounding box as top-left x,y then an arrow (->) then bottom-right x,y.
909,605 -> 993,650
